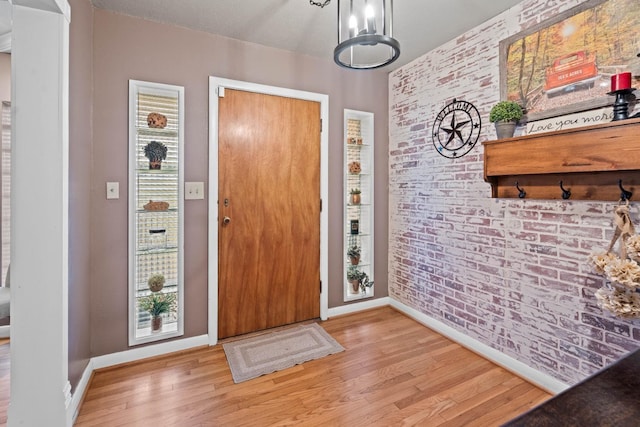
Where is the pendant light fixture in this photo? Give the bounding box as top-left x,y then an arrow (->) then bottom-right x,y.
310,0 -> 401,69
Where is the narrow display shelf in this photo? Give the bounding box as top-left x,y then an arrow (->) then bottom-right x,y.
135,246 -> 179,255
136,208 -> 178,213
345,261 -> 371,268
134,322 -> 178,340
129,79 -> 185,346
343,109 -> 375,302
135,285 -> 178,295
344,286 -> 374,302
136,127 -> 179,137
136,168 -> 179,174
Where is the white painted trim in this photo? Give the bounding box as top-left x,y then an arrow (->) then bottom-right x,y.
328,297 -> 391,318
63,381 -> 72,417
13,0 -> 71,20
9,2 -> 70,425
389,298 -> 570,395
0,325 -> 8,338
207,77 -> 329,346
342,109 -> 375,303
127,80 -> 185,347
207,81 -> 219,346
91,334 -> 209,370
0,33 -> 10,53
69,359 -> 94,424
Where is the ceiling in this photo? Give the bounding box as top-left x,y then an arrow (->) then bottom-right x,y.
0,1 -> 10,43
1,1 -> 523,69
87,0 -> 523,71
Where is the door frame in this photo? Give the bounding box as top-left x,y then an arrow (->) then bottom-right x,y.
207,77 -> 329,345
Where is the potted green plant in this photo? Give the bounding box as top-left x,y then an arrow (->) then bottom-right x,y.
346,266 -> 373,294
139,291 -> 176,332
346,266 -> 361,293
147,273 -> 165,292
144,140 -> 168,170
489,100 -> 524,139
350,188 -> 361,205
347,245 -> 361,265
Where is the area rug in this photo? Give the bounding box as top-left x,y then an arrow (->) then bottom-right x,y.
222,323 -> 344,383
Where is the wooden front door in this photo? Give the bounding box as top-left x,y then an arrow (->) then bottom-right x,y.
218,88 -> 321,339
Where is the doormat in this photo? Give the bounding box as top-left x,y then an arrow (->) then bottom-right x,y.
222,323 -> 344,383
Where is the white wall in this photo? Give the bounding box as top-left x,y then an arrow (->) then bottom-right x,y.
0,53 -> 9,103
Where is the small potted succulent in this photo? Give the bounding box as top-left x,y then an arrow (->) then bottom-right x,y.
144,140 -> 168,170
350,188 -> 361,205
139,291 -> 176,332
489,100 -> 524,139
347,245 -> 361,265
147,273 -> 165,292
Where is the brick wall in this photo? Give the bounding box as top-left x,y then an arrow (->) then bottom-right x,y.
388,0 -> 640,385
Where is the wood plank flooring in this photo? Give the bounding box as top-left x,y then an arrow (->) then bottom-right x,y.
74,307 -> 551,426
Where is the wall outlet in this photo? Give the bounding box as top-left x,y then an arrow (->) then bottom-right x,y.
185,182 -> 205,200
106,182 -> 119,199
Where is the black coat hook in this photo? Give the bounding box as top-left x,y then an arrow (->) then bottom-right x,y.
619,179 -> 633,201
559,181 -> 571,200
515,181 -> 526,199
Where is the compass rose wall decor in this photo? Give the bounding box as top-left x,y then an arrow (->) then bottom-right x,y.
432,99 -> 482,158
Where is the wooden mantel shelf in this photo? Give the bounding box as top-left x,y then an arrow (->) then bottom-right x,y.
483,117 -> 640,200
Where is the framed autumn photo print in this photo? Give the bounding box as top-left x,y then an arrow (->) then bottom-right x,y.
499,0 -> 640,121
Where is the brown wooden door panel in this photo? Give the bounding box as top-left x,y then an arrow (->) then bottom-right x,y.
218,89 -> 320,339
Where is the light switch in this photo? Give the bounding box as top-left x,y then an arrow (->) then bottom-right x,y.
106,182 -> 119,199
185,182 -> 205,200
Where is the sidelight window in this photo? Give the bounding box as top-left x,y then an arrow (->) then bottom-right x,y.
128,80 -> 184,345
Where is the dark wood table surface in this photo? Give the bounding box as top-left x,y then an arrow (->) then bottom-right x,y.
502,347 -> 640,426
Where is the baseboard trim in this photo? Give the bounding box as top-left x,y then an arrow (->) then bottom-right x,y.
91,334 -> 209,370
69,361 -> 93,424
389,299 -> 570,395
327,297 -> 391,318
0,325 -> 9,339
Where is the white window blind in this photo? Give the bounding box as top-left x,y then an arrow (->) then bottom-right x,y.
130,83 -> 183,343
1,102 -> 10,289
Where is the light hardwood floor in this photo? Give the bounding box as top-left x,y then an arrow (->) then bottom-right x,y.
72,307 -> 551,426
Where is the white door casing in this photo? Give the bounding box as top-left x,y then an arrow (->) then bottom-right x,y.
207,77 -> 329,345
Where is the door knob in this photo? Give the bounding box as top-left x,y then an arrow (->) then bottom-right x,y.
222,216 -> 231,226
